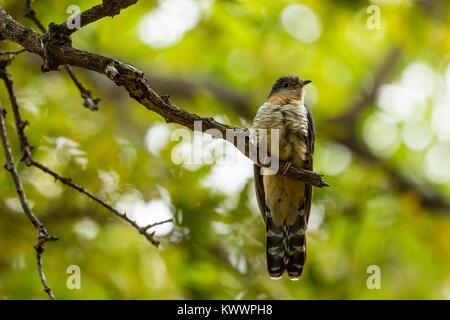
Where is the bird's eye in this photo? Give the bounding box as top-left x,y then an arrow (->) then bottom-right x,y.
283,82 -> 288,88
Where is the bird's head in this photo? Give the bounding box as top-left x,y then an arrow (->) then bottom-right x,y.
268,75 -> 311,99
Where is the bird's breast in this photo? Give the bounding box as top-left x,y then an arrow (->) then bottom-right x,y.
252,102 -> 309,166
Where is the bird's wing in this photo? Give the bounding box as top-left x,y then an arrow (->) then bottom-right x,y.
304,104 -> 315,225
252,102 -> 275,225
254,164 -> 267,224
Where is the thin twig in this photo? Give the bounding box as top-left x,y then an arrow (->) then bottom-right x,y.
0,59 -> 32,156
24,0 -> 100,110
64,65 -> 100,110
0,49 -> 26,56
29,159 -> 173,247
35,229 -> 57,300
24,0 -> 46,33
0,96 -> 58,300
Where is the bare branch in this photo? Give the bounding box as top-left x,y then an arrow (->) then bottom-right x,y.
2,1 -> 445,211
24,0 -> 100,110
0,94 -> 58,300
64,65 -> 100,111
0,5 -> 328,188
141,50 -> 448,207
141,68 -> 446,195
0,49 -> 26,56
56,0 -> 139,36
0,59 -> 32,157
35,228 -> 58,300
24,0 -> 46,33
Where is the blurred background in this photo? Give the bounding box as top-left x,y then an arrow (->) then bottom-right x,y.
0,0 -> 449,299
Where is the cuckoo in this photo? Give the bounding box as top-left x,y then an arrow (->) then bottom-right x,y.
253,75 -> 315,280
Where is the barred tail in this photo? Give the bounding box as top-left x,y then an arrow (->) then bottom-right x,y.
286,214 -> 307,280
266,216 -> 288,279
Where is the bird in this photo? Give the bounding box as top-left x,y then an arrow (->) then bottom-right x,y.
252,75 -> 315,280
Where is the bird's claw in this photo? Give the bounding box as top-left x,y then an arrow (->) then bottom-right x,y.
282,161 -> 292,175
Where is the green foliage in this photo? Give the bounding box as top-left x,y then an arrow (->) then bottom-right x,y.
0,0 -> 449,299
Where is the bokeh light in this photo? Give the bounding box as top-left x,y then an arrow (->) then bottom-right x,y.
145,123 -> 171,156
363,112 -> 399,154
280,4 -> 322,43
139,0 -> 202,48
424,144 -> 450,184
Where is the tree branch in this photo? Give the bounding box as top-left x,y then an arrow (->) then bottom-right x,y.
0,4 -> 329,188
56,0 -> 139,36
24,0 -> 46,33
4,1 -> 445,206
24,0 -> 100,110
0,58 -> 173,247
138,49 -> 450,210
0,48 -> 26,56
0,92 -> 57,300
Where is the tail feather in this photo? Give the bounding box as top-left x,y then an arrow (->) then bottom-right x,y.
266,211 -> 307,280
286,214 -> 307,280
265,215 -> 288,279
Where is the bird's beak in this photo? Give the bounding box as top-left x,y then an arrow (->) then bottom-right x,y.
301,80 -> 312,87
